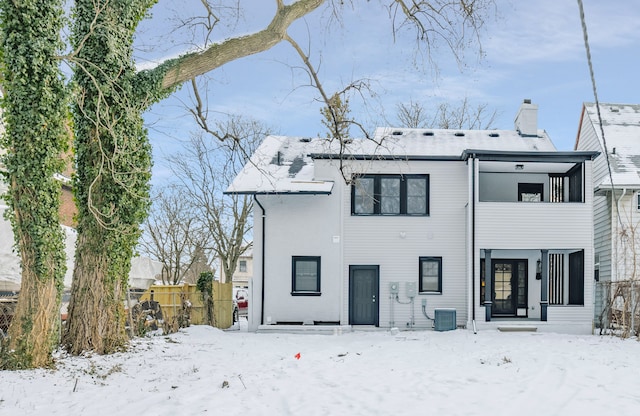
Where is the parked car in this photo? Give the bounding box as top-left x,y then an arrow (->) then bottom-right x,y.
234,288 -> 248,316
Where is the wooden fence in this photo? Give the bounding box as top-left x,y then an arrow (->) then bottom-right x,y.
138,282 -> 234,330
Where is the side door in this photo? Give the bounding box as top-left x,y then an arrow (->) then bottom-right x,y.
349,265 -> 379,326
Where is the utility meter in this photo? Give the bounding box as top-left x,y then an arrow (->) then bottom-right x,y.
406,282 -> 417,298
389,282 -> 399,294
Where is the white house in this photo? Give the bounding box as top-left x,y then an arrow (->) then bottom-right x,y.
228,100 -> 598,334
219,248 -> 253,289
575,103 -> 640,328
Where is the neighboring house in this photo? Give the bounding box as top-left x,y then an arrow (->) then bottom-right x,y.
220,248 -> 253,289
575,103 -> 640,327
228,100 -> 598,334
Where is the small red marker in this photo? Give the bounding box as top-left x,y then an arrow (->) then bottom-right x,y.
294,352 -> 301,360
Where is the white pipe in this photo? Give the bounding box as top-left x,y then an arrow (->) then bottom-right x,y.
389,292 -> 395,327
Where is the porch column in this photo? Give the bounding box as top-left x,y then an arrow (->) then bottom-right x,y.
484,249 -> 492,321
540,249 -> 549,321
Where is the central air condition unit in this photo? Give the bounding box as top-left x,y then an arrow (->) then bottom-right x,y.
434,309 -> 456,331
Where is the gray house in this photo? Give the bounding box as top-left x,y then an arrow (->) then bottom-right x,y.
575,103 -> 640,329
228,101 -> 598,334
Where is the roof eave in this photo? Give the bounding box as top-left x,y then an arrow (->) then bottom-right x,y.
462,149 -> 600,163
224,190 -> 333,196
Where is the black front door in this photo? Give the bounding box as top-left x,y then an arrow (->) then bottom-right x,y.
492,260 -> 527,317
349,265 -> 379,325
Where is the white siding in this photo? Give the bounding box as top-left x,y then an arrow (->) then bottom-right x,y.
340,160 -> 469,328
611,192 -> 640,281
250,152 -> 596,334
476,203 -> 592,248
254,190 -> 343,327
576,110 -> 612,282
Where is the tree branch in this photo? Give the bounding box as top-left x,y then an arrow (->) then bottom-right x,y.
158,0 -> 324,90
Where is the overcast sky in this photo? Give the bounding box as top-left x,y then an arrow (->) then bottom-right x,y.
134,0 -> 640,184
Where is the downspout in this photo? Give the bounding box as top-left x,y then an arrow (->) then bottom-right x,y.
471,156 -> 477,333
254,195 -> 266,326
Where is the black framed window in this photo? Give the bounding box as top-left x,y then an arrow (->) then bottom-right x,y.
567,164 -> 583,202
419,257 -> 442,293
352,174 -> 429,215
292,256 -> 321,295
518,183 -> 543,202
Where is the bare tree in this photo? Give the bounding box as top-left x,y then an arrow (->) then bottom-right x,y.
396,99 -> 431,129
167,116 -> 268,287
395,97 -> 498,130
138,187 -> 210,285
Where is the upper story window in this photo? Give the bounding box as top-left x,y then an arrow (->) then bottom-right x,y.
239,260 -> 247,273
518,183 -> 543,202
351,174 -> 429,216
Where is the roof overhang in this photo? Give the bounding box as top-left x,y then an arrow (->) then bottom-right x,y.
225,180 -> 334,195
309,153 -> 461,161
462,149 -> 600,163
594,184 -> 640,196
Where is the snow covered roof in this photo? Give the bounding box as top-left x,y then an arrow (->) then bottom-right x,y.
226,136 -> 335,195
226,128 -> 557,194
583,103 -> 640,188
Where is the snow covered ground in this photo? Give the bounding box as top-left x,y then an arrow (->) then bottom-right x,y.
2,321 -> 639,416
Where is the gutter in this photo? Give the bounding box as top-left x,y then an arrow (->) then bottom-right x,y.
253,195 -> 266,326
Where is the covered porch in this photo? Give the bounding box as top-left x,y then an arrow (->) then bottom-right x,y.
478,248 -> 585,319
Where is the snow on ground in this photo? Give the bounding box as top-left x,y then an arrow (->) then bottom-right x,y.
2,322 -> 639,416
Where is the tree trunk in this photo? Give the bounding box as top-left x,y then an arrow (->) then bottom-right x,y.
63,231 -> 128,354
9,241 -> 62,368
63,0 -> 152,354
1,0 -> 68,368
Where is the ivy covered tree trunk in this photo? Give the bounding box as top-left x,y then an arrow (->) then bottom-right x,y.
0,0 -> 68,368
63,0 -> 324,355
62,0 -> 155,354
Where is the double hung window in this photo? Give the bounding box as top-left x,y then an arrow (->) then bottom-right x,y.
419,257 -> 442,293
292,256 -> 321,295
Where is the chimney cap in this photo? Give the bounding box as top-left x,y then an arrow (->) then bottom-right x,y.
523,98 -> 532,104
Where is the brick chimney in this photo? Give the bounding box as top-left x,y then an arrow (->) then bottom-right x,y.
514,99 -> 538,137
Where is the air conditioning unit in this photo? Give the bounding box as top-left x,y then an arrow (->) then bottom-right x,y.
434,309 -> 456,331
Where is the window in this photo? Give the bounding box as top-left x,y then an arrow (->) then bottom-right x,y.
568,250 -> 584,305
549,175 -> 564,202
637,194 -> 640,211
352,174 -> 429,215
292,256 -> 321,295
239,260 -> 247,273
567,164 -> 583,202
518,183 -> 543,202
419,257 -> 442,293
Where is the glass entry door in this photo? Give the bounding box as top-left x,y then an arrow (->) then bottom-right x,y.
492,260 -> 527,317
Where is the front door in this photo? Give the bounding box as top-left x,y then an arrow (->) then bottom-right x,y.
492,260 -> 527,317
349,265 -> 379,325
